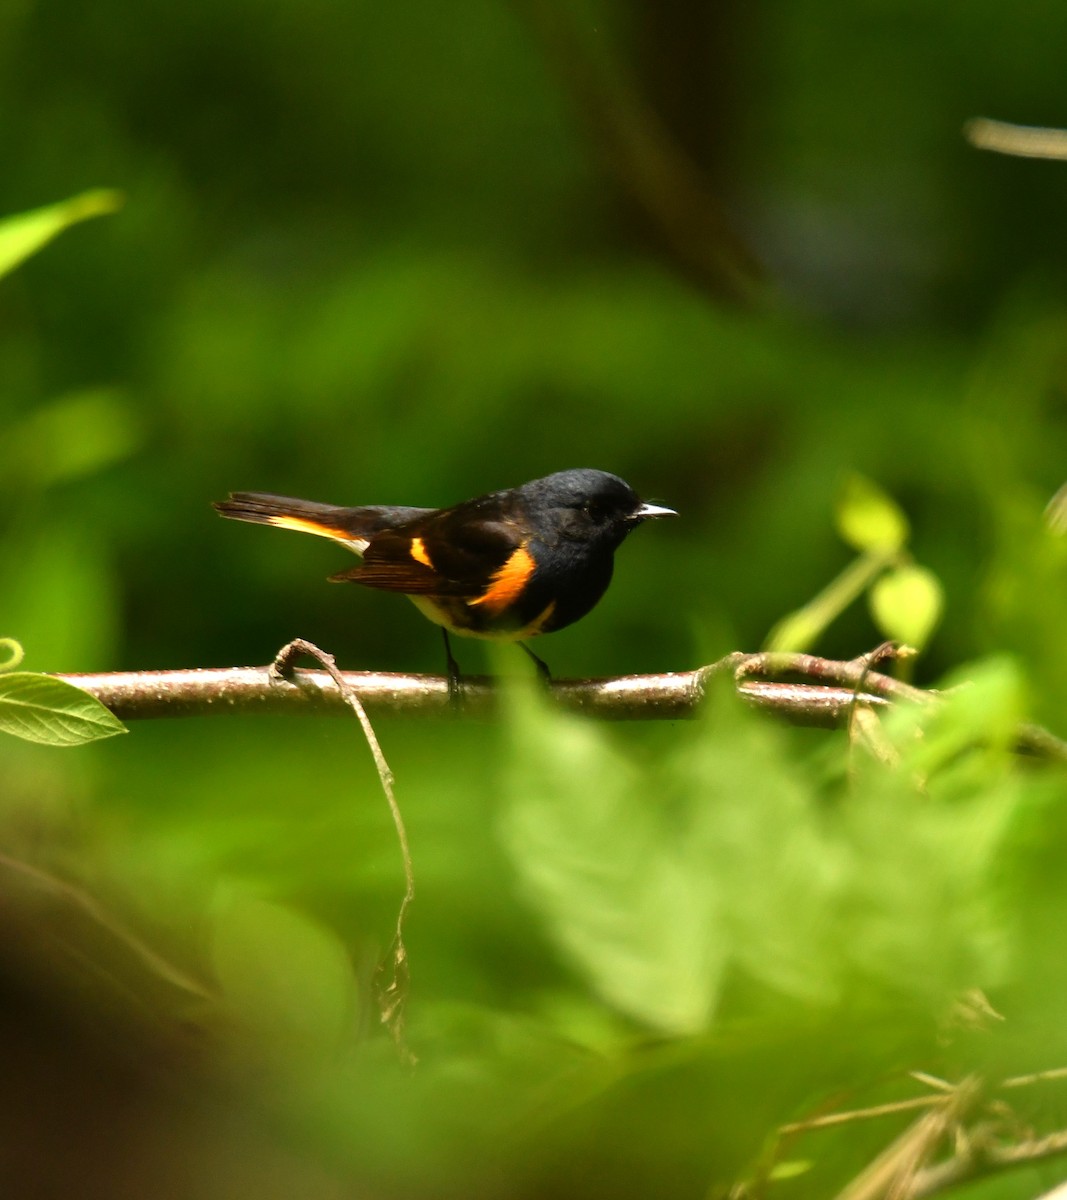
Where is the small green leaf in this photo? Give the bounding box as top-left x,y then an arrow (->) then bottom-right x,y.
0,672 -> 127,745
0,638 -> 24,672
768,1161 -> 813,1181
870,564 -> 944,650
835,474 -> 909,552
0,189 -> 124,281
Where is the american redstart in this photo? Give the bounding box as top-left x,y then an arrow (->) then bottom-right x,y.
213,468 -> 676,681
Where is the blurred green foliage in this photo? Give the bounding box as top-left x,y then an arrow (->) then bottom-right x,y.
4,0 -> 1067,1196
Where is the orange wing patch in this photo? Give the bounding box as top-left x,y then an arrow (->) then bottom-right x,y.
409,536 -> 433,568
469,544 -> 536,616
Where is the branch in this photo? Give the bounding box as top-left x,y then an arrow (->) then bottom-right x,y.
49,651 -> 1067,760
52,655 -> 892,723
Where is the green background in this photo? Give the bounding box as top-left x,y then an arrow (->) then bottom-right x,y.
4,1 -> 1067,1196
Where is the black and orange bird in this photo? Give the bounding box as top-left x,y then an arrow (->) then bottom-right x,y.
213,468 -> 676,682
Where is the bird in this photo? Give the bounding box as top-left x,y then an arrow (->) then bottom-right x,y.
213,468 -> 676,685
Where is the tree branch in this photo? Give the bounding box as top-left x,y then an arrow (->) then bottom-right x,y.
48,651 -> 1067,760
53,656 -> 888,723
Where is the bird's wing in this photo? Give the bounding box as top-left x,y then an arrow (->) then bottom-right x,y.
330,503 -> 531,603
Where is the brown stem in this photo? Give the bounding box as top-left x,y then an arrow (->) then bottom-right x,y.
268,639 -> 415,1065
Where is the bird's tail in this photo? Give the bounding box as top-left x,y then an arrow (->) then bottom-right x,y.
213,492 -> 372,549
213,491 -> 432,551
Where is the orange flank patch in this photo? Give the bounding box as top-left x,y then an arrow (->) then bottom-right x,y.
469,544 -> 536,616
409,536 -> 433,568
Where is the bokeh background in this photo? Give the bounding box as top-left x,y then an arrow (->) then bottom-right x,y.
4,1 -> 1067,1196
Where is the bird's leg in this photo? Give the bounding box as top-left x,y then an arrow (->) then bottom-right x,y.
442,629 -> 462,704
520,643 -> 552,682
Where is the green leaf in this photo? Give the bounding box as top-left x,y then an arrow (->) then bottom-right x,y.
500,683 -> 853,1034
885,657 -> 1026,781
869,563 -> 945,651
0,672 -> 127,745
0,189 -> 124,281
0,638 -> 24,672
835,473 -> 909,552
502,666 -> 1019,1034
211,889 -> 359,1060
500,690 -> 729,1034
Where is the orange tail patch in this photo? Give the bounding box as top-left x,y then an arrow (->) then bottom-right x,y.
264,514 -> 352,540
258,514 -> 368,554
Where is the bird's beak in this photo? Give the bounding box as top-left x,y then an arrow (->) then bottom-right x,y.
633,502 -> 677,521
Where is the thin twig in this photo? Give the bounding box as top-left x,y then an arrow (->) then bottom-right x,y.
785,1064 -> 1067,1139
781,1066 -> 1067,1200
833,1076 -> 983,1200
270,639 -> 415,1063
777,1099 -> 936,1132
733,647 -> 931,707
965,117 -> 1067,161
906,1127 -> 1067,1200
909,1072 -> 954,1094
1002,1066 -> 1067,1090
780,1094 -> 942,1135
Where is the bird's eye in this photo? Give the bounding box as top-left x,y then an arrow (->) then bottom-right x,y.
583,500 -> 608,522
